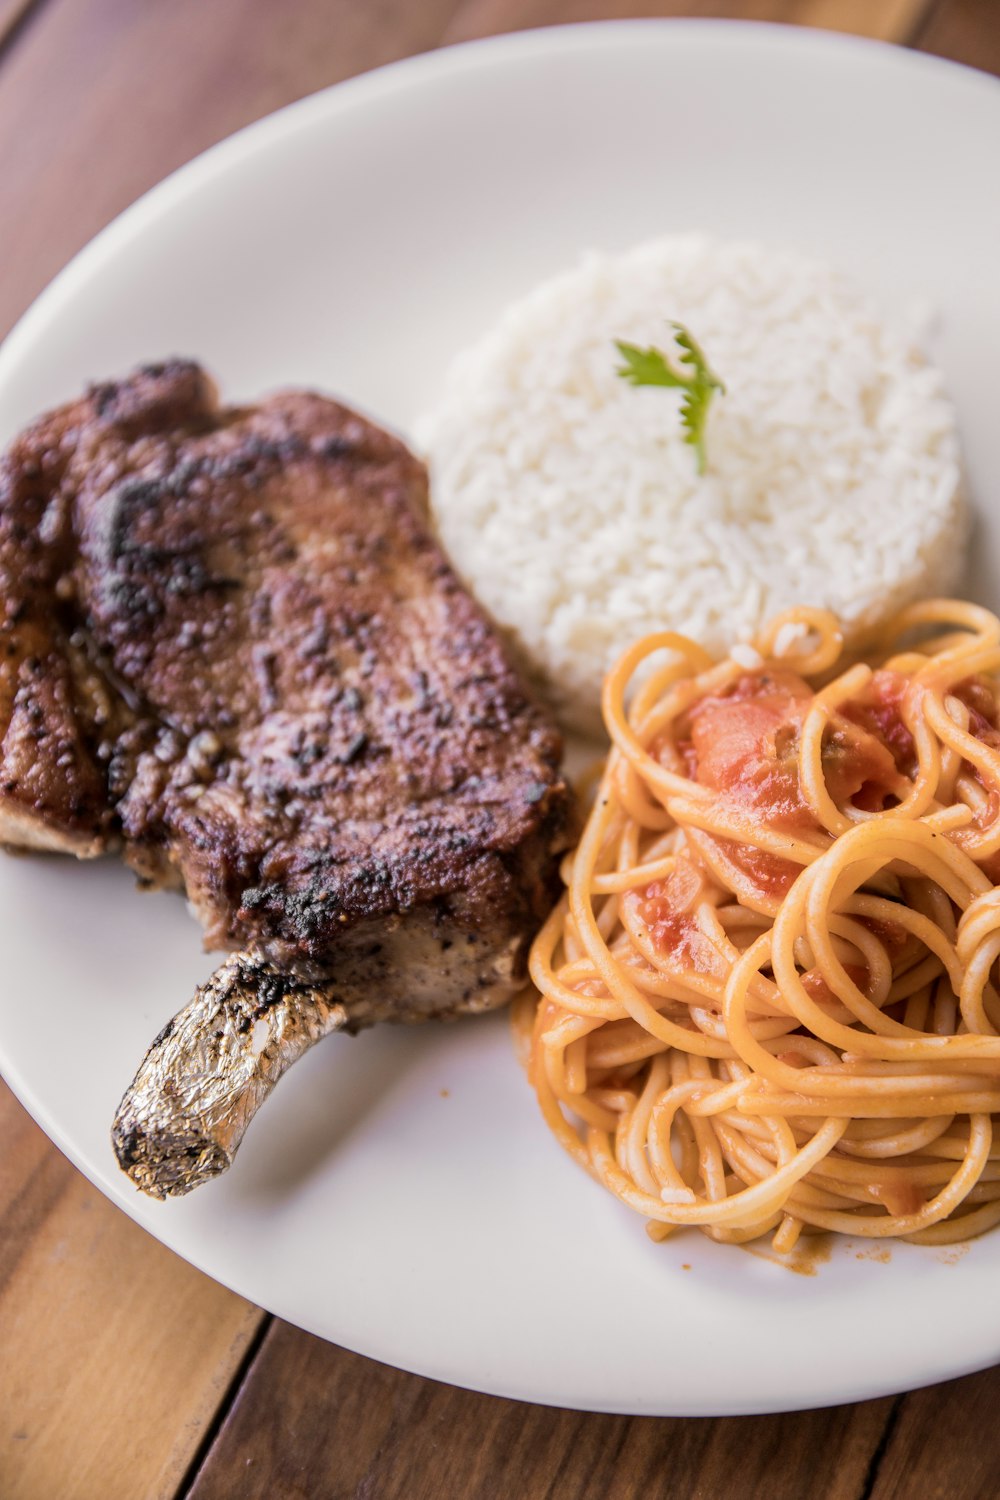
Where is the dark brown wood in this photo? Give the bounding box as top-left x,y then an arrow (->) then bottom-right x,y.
0,0 -> 463,342
0,0 -> 40,51
186,1324 -> 892,1500
868,1367 -> 1000,1500
443,0 -> 934,46
915,0 -> 1000,74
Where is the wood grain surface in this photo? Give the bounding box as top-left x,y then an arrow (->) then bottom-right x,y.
0,0 -> 462,342
868,1365 -> 1000,1500
916,0 -> 1000,71
186,1325 -> 894,1500
0,1083 -> 263,1500
443,0 -> 933,45
0,0 -> 37,50
1,2 -> 999,1499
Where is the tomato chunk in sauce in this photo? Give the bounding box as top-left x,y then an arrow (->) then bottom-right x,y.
642,663 -> 1000,959
954,675 -> 1000,750
677,671 -> 816,903
686,670 -> 814,828
686,669 -> 911,820
839,670 -> 915,775
949,675 -> 1000,880
631,857 -> 722,976
672,670 -> 908,906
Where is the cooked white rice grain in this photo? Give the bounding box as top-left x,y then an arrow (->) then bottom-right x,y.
415,235 -> 966,735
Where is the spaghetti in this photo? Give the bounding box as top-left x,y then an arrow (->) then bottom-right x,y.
520,598 -> 1000,1250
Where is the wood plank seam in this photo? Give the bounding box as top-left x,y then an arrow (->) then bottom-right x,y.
0,1141 -> 71,1295
855,1394 -> 904,1500
176,1313 -> 275,1499
0,0 -> 46,64
903,0 -> 944,45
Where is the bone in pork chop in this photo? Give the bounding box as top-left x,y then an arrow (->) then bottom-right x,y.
0,361 -> 574,1196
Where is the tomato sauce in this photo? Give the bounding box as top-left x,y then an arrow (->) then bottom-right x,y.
857,913 -> 910,960
800,962 -> 870,1006
633,858 -> 720,975
710,836 -> 802,901
644,666 -> 1000,953
953,675 -> 1000,750
666,672 -> 814,908
685,670 -> 815,831
840,670 -> 915,774
666,670 -> 906,912
945,675 -> 1000,879
869,1178 -> 926,1218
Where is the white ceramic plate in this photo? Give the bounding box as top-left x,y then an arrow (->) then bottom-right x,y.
2,21 -> 1000,1417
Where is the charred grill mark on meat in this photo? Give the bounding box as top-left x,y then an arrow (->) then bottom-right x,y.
0,362 -> 575,1195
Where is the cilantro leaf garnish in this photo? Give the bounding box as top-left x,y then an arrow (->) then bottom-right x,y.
614,322 -> 726,475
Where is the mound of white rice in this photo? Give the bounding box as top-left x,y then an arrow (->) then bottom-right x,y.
415,235 -> 966,735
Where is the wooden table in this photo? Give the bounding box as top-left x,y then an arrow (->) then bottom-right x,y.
1,2 -> 999,1496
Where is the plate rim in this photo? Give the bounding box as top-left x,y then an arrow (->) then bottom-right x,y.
3,15 -> 999,393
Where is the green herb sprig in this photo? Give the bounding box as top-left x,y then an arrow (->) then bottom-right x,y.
614,322 -> 725,475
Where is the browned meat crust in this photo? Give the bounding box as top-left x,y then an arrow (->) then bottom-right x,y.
0,361 -> 574,1013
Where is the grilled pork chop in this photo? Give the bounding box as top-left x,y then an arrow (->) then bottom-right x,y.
0,361 -> 573,1196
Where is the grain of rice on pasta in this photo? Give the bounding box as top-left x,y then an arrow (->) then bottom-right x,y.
416,235 -> 966,736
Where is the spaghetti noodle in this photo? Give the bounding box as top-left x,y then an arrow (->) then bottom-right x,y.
520,599 -> 1000,1250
